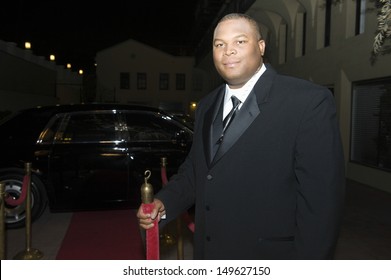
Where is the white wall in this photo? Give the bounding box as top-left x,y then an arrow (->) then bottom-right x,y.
271,0 -> 391,193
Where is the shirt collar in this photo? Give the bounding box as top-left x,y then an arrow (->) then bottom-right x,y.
225,63 -> 266,104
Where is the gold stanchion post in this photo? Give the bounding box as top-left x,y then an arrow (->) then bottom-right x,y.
161,157 -> 167,169
159,157 -> 177,248
176,215 -> 184,260
141,170 -> 160,260
0,182 -> 5,259
160,157 -> 184,259
13,162 -> 43,259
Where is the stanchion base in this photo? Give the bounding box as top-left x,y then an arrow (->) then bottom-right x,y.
160,233 -> 176,246
13,248 -> 44,260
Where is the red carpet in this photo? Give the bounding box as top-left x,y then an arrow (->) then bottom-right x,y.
56,209 -> 145,260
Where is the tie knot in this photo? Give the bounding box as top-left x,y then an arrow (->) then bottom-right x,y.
231,95 -> 241,108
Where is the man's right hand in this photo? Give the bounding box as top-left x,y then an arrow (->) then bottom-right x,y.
137,198 -> 165,229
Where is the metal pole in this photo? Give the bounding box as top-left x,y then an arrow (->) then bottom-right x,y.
160,157 -> 184,259
0,182 -> 5,259
141,170 -> 159,260
176,216 -> 184,260
13,162 -> 43,259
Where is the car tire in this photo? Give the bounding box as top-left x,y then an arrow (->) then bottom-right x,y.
0,168 -> 48,229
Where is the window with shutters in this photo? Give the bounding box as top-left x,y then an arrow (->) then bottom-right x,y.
351,77 -> 391,171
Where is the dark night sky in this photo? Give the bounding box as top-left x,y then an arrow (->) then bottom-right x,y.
0,1 -> 201,73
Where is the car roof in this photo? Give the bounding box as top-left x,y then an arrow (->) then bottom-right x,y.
0,103 -> 168,133
0,103 -> 190,146
18,103 -> 163,115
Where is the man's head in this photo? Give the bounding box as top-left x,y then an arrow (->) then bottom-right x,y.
213,13 -> 265,89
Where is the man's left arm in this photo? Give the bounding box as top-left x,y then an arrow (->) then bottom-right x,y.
294,88 -> 345,259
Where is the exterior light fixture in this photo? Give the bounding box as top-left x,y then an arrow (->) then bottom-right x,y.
66,63 -> 72,69
50,54 -> 55,61
25,42 -> 31,49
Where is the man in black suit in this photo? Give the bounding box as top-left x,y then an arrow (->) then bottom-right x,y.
138,13 -> 345,260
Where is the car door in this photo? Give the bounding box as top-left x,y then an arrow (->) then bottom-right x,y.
121,111 -> 192,204
47,110 -> 130,210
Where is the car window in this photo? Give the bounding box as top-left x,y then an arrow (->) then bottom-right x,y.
123,112 -> 188,142
39,116 -> 62,144
55,112 -> 121,143
0,110 -> 54,146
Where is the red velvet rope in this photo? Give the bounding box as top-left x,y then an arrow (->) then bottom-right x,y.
142,203 -> 159,260
161,165 -> 195,233
160,166 -> 168,187
182,212 -> 195,233
5,175 -> 29,206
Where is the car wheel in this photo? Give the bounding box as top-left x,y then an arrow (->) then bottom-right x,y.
0,169 -> 48,229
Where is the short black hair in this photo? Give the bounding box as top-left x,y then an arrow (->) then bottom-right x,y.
217,13 -> 263,40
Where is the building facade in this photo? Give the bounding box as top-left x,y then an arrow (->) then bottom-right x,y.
95,39 -> 202,115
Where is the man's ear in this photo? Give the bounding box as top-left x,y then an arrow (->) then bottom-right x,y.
258,40 -> 266,56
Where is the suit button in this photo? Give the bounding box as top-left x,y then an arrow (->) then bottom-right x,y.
206,236 -> 211,241
207,174 -> 213,180
206,206 -> 210,211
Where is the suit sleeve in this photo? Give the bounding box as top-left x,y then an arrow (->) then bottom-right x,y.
294,88 -> 345,259
154,151 -> 196,227
154,102 -> 204,227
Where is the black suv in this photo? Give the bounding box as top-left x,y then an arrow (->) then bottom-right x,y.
0,103 -> 193,228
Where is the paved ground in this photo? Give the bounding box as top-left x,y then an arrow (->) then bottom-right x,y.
4,179 -> 391,260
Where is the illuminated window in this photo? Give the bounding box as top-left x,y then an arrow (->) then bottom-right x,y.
355,0 -> 366,35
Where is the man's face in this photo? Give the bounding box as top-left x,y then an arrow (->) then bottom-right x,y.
213,18 -> 265,89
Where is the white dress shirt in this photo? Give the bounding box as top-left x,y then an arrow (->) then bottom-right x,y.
223,63 -> 266,119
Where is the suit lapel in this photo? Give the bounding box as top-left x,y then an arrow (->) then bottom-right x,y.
203,86 -> 225,165
212,91 -> 260,165
210,64 -> 277,166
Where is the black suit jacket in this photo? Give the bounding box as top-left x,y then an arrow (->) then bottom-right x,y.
156,64 -> 345,259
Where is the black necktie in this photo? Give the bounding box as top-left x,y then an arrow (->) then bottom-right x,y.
217,95 -> 241,144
